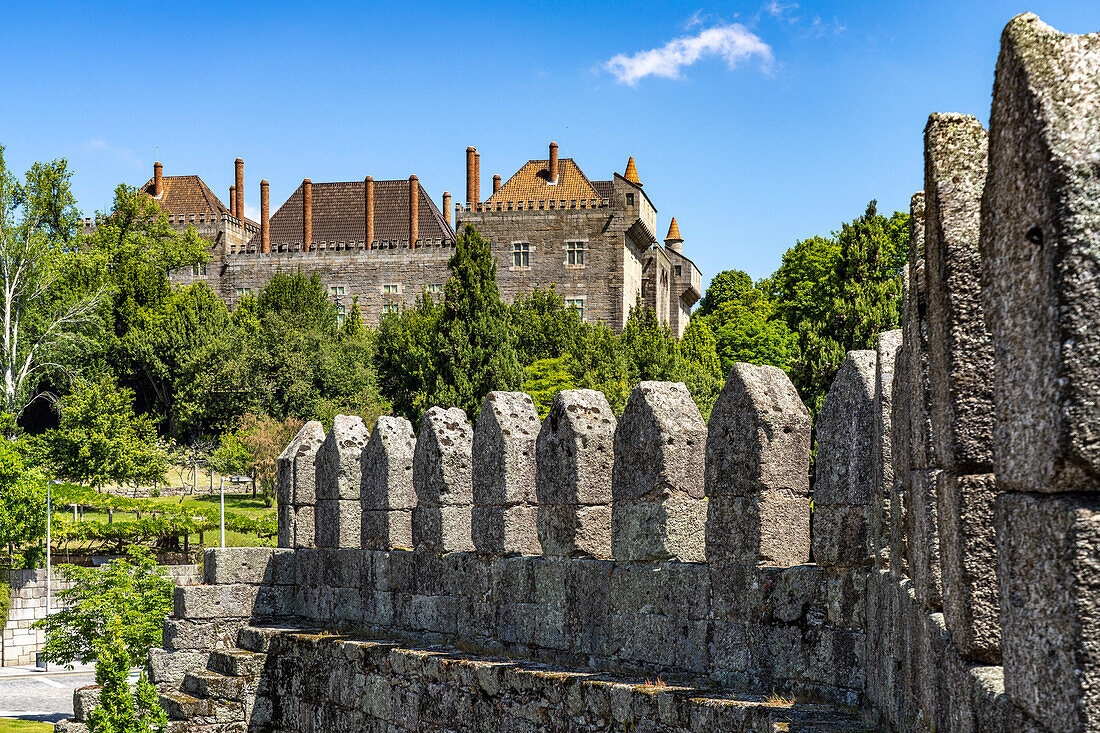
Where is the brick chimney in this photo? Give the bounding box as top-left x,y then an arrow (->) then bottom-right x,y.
409,175 -> 419,248
153,162 -> 163,197
493,175 -> 501,193
260,180 -> 270,253
234,158 -> 244,220
466,146 -> 477,209
229,186 -> 236,217
442,192 -> 451,227
475,152 -> 480,207
549,142 -> 559,184
365,176 -> 375,249
302,179 -> 312,252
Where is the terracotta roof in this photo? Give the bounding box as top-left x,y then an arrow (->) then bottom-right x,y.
254,179 -> 455,248
139,174 -> 248,221
485,158 -> 603,205
665,217 -> 682,242
623,156 -> 640,185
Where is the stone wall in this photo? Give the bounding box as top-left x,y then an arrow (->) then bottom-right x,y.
3,564 -> 199,667
58,12 -> 1100,733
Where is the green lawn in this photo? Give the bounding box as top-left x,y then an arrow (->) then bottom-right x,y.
0,719 -> 54,732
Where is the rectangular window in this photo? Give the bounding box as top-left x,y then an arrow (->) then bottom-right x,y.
566,241 -> 586,266
192,263 -> 207,277
337,305 -> 346,328
235,287 -> 253,298
329,286 -> 345,297
565,298 -> 585,321
383,284 -> 400,294
382,303 -> 399,315
675,265 -> 682,276
512,242 -> 530,268
626,193 -> 634,205
426,283 -> 443,294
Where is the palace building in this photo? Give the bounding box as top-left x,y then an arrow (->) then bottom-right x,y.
103,143 -> 701,332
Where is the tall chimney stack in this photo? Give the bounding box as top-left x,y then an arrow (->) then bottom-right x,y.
260,180 -> 270,253
409,175 -> 419,248
493,174 -> 501,193
442,191 -> 451,228
549,142 -> 559,184
302,179 -> 312,251
466,146 -> 478,209
229,186 -> 236,217
234,158 -> 244,220
365,176 -> 375,249
474,152 -> 480,208
153,162 -> 163,197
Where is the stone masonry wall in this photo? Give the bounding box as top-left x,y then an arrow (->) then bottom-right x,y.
61,12 -> 1100,733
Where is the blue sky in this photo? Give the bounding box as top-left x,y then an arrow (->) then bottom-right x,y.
3,1 -> 1099,287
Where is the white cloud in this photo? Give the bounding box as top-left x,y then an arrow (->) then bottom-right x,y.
763,1 -> 799,21
604,24 -> 773,86
84,139 -> 143,168
684,10 -> 705,29
809,15 -> 846,37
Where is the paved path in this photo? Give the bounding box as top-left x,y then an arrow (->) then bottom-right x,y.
0,662 -> 97,724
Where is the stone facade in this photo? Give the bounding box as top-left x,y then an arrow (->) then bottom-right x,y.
106,148 -> 702,333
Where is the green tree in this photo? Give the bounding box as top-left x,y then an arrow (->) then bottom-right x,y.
510,286 -> 584,365
619,303 -> 680,383
522,356 -> 578,418
708,287 -> 795,374
431,225 -> 523,420
34,546 -> 174,666
0,145 -> 105,424
569,322 -> 630,415
256,271 -> 336,333
0,440 -> 46,567
696,269 -> 753,318
677,319 -> 724,420
375,294 -> 442,421
87,617 -> 167,733
39,376 -> 167,492
341,295 -> 364,338
769,201 -> 908,418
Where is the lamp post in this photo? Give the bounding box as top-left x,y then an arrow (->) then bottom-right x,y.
219,477 -> 225,548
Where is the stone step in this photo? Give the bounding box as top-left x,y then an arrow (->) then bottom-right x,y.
182,668 -> 250,702
159,690 -> 211,720
208,647 -> 268,678
237,624 -> 317,653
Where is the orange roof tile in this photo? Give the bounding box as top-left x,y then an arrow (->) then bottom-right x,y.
665,217 -> 682,242
623,156 -> 640,185
485,158 -> 603,205
139,174 -> 257,226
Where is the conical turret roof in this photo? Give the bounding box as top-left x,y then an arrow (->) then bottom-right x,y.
665,217 -> 683,242
624,156 -> 640,185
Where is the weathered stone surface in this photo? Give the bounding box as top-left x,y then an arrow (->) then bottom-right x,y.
315,499 -> 362,549
872,329 -> 902,569
937,471 -> 1001,663
981,14 -> 1100,493
472,391 -> 541,556
705,363 -> 810,499
412,407 -> 474,552
202,548 -> 295,586
996,491 -> 1100,732
315,415 -> 370,502
360,416 -> 416,550
276,420 -> 325,507
293,504 -> 315,549
361,509 -> 413,550
816,350 -> 877,506
907,468 -> 942,610
611,382 -> 707,563
706,491 -> 809,567
72,685 -> 100,722
924,113 -> 993,473
813,504 -> 871,568
536,389 -> 616,558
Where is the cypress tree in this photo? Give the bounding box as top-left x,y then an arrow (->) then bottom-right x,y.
432,225 -> 523,420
